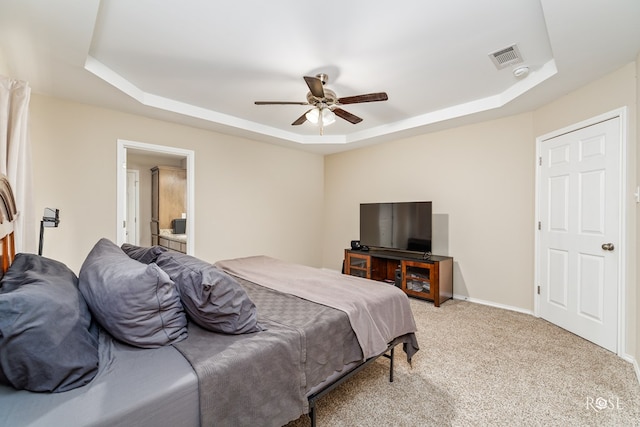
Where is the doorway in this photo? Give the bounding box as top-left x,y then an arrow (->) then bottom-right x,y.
116,139 -> 195,254
535,108 -> 626,355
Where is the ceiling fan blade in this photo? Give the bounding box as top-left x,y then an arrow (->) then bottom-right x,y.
292,110 -> 311,126
338,92 -> 388,104
255,101 -> 309,105
304,76 -> 325,98
333,108 -> 363,124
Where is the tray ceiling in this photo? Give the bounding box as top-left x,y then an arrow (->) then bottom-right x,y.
1,0 -> 639,153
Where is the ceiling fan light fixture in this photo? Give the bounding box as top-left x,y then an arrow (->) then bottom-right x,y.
321,108 -> 336,125
305,107 -> 336,126
305,108 -> 320,124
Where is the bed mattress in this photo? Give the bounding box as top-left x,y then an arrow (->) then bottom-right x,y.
0,329 -> 199,427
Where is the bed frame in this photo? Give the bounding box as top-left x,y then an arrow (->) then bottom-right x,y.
307,346 -> 395,426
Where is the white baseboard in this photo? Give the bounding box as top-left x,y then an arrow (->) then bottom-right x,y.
622,354 -> 640,386
452,293 -> 534,316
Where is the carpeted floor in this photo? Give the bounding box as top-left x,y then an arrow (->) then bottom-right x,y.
286,298 -> 640,426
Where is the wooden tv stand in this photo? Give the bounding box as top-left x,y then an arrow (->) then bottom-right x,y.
344,249 -> 453,307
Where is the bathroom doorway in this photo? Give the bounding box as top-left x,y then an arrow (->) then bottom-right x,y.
116,139 -> 195,254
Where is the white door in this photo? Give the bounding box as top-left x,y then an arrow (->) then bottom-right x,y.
126,170 -> 139,245
537,117 -> 620,353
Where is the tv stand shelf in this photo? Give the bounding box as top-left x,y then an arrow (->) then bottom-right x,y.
344,249 -> 453,307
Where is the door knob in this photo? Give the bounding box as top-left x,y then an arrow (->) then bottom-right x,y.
601,243 -> 615,251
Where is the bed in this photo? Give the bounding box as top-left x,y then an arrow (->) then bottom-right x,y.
0,174 -> 419,427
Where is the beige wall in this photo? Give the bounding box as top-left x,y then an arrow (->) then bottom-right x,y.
323,113 -> 536,310
324,61 -> 638,363
29,95 -> 325,272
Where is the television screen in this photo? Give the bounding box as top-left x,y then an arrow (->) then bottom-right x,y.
360,201 -> 432,252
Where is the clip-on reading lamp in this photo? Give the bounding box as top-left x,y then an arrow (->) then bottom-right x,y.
38,207 -> 59,256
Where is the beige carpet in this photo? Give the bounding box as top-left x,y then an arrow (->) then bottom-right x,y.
286,298 -> 640,426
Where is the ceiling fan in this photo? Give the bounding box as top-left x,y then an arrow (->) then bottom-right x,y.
254,74 -> 388,134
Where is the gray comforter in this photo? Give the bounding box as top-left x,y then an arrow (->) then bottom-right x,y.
173,278 -> 363,427
215,256 -> 419,359
175,257 -> 420,427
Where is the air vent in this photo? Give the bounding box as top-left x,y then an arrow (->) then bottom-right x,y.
489,44 -> 524,69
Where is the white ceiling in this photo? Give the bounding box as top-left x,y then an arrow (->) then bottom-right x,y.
1,0 -> 639,154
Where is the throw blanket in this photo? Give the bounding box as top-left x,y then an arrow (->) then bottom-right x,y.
174,320 -> 304,427
215,256 -> 419,360
173,278 -> 364,427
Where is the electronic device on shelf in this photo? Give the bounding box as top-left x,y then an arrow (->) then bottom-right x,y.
172,218 -> 186,234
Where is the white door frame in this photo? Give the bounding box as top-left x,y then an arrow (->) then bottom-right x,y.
126,169 -> 140,245
534,107 -> 628,357
116,139 -> 195,255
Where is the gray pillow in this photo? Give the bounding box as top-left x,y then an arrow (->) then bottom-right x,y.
79,238 -> 187,348
121,243 -> 167,264
156,251 -> 262,334
0,253 -> 99,392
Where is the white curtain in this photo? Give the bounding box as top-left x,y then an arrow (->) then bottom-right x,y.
0,76 -> 35,254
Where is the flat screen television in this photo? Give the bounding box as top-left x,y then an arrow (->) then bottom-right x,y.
360,201 -> 432,252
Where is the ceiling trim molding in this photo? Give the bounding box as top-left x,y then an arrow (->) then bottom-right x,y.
86,56 -> 557,146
